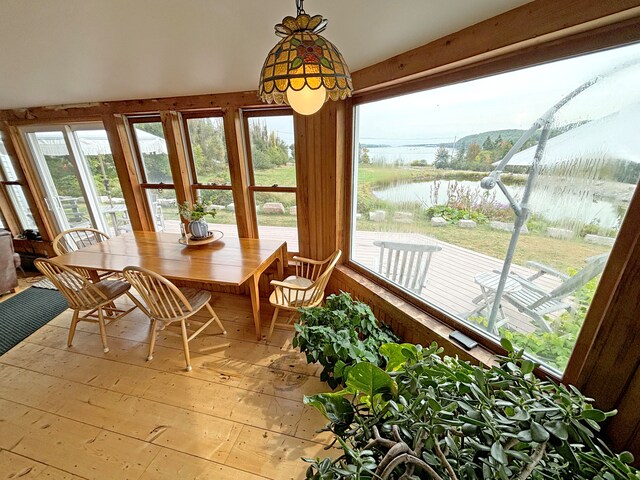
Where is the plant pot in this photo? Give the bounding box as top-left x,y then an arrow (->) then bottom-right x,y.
188,219 -> 208,239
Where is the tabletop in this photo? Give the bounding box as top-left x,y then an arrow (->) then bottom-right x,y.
51,231 -> 287,286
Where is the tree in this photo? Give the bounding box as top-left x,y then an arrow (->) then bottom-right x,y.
433,145 -> 450,169
465,142 -> 482,163
482,135 -> 494,150
358,144 -> 371,164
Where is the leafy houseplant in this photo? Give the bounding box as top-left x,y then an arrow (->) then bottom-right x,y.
293,293 -> 399,389
303,339 -> 639,479
178,200 -> 217,239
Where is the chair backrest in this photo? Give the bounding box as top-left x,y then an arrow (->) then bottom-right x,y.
373,240 -> 442,294
122,266 -> 193,320
53,228 -> 110,256
34,258 -> 107,309
304,250 -> 342,306
530,253 -> 609,308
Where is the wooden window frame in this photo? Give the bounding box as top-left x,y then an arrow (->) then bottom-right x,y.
343,26 -> 640,383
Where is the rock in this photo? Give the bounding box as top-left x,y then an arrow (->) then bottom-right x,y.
369,210 -> 386,222
289,206 -> 297,216
393,211 -> 414,224
262,202 -> 285,214
431,217 -> 447,227
211,204 -> 225,211
355,213 -> 362,220
547,227 -> 574,240
585,234 -> 615,246
458,219 -> 477,228
490,221 -> 529,234
226,203 -> 235,212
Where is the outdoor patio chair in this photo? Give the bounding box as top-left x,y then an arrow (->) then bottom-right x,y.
34,258 -> 136,353
473,253 -> 609,332
53,227 -> 113,280
267,250 -> 341,340
123,266 -> 227,372
373,240 -> 442,295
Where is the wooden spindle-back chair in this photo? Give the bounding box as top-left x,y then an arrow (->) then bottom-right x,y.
34,258 -> 136,353
122,266 -> 226,372
52,228 -> 112,280
267,250 -> 341,340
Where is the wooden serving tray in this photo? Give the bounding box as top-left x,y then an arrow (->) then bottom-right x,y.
178,230 -> 224,246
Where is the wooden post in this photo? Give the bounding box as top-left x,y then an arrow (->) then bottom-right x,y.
160,111 -> 193,209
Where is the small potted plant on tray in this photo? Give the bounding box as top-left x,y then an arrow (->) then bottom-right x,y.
178,200 -> 216,239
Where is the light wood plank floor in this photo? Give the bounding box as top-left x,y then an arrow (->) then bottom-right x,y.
0,292 -> 333,480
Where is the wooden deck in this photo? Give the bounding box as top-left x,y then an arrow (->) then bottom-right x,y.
162,221 -> 559,333
0,293 -> 332,480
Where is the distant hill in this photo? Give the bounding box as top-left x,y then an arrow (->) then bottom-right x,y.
456,129 -> 528,148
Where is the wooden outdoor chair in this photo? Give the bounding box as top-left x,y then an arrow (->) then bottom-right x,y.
52,227 -> 113,280
267,250 -> 341,340
474,253 -> 609,332
373,240 -> 442,295
122,266 -> 226,372
34,258 -> 136,353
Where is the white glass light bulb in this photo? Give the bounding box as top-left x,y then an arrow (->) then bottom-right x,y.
286,85 -> 327,115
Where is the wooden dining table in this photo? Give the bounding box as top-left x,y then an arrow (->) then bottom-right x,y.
51,231 -> 288,340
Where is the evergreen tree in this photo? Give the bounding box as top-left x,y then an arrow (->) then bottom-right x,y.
433,145 -> 450,169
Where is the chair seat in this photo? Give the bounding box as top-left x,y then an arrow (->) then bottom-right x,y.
269,275 -> 314,308
505,288 -> 570,314
88,278 -> 131,305
177,287 -> 212,313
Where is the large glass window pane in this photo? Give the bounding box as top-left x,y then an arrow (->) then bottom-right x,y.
133,122 -> 172,184
145,189 -> 178,233
196,189 -> 238,238
0,142 -> 18,181
351,42 -> 640,373
186,117 -> 230,185
255,191 -> 298,252
248,116 -> 296,187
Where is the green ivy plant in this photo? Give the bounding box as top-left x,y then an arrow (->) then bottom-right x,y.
303,339 -> 639,479
293,293 -> 399,389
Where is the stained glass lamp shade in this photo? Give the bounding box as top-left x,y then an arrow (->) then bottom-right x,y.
258,12 -> 353,115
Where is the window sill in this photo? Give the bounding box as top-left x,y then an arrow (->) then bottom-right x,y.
329,264 -> 499,367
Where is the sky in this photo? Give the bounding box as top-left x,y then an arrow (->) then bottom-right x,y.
356,42 -> 640,145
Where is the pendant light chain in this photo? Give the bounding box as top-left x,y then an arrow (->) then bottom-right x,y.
296,0 -> 305,15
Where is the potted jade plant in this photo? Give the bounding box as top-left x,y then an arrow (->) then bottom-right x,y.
178,200 -> 216,239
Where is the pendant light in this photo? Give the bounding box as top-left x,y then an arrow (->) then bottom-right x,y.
258,0 -> 353,115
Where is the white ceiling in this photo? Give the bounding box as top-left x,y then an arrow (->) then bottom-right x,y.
0,0 -> 530,110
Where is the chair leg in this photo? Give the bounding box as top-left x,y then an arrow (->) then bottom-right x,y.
180,320 -> 192,372
67,309 -> 80,347
97,307 -> 109,353
268,307 -> 279,341
205,302 -> 226,335
147,319 -> 158,361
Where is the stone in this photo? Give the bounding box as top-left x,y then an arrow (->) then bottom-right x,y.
547,227 -> 574,240
262,202 -> 285,214
211,204 -> 225,211
289,206 -> 297,216
355,213 -> 362,220
431,216 -> 447,227
585,234 -> 615,246
393,211 -> 414,224
458,219 -> 477,228
226,203 -> 235,212
490,221 -> 529,234
368,210 -> 386,222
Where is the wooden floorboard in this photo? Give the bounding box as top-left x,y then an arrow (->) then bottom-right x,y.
0,293 -> 333,480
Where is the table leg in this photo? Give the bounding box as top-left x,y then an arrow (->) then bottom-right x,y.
248,274 -> 262,341
277,244 -> 287,279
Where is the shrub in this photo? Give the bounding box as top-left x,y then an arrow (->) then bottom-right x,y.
293,293 -> 399,389
303,340 -> 639,479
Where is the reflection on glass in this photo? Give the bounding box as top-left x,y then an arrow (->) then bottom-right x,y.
255,191 -> 298,252
186,117 -> 230,185
133,123 -> 172,184
145,189 -> 178,232
248,116 -> 296,187
351,42 -> 640,373
196,189 -> 238,238
0,141 -> 18,181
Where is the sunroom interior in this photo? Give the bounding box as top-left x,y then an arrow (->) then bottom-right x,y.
1,1 -> 640,478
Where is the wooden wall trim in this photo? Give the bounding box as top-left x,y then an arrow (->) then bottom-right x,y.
223,108 -> 255,238
102,115 -> 151,231
0,91 -> 262,123
0,185 -> 21,234
161,111 -> 193,209
351,1 -> 640,93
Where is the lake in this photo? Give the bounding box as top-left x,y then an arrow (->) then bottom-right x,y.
366,145 -> 441,164
373,179 -> 621,229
